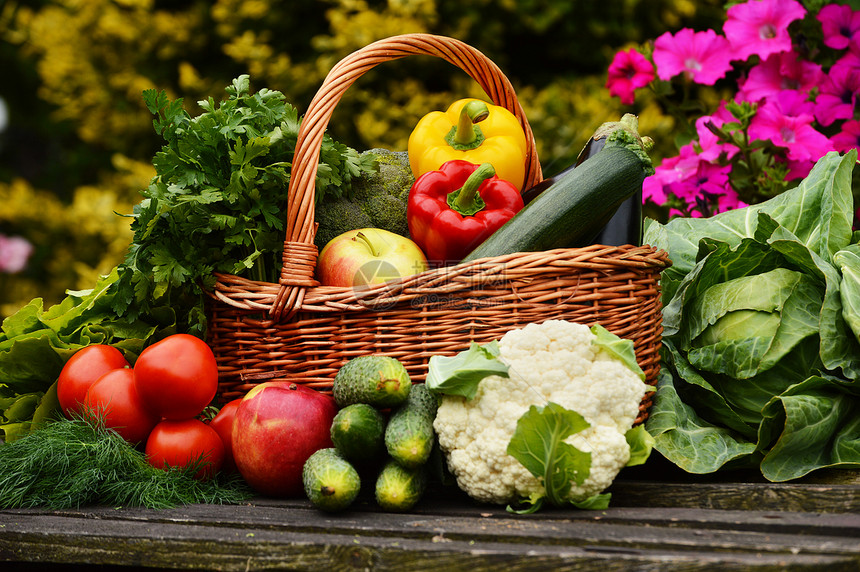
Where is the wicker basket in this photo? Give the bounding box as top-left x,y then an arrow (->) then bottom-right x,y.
205,34 -> 671,423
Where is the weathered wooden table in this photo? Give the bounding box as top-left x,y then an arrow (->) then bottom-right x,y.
1,458 -> 858,571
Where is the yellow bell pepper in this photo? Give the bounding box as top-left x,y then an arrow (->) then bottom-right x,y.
407,98 -> 529,191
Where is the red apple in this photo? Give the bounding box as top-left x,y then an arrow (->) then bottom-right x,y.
232,381 -> 337,497
316,228 -> 429,287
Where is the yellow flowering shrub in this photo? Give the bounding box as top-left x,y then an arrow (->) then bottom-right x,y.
0,0 -> 723,317
0,157 -> 151,317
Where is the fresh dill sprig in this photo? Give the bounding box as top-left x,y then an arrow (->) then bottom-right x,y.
0,415 -> 252,509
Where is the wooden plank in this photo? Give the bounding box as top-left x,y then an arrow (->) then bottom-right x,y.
2,471 -> 859,571
1,510 -> 857,572
611,462 -> 860,513
609,480 -> 860,513
2,492 -> 859,571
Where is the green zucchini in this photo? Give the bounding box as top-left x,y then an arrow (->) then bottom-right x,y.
462,116 -> 653,261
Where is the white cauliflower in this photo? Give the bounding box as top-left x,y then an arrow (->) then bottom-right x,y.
432,320 -> 650,506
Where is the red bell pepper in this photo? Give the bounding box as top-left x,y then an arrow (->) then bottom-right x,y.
407,160 -> 524,263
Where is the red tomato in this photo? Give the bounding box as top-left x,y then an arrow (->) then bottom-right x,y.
208,399 -> 242,473
84,368 -> 159,445
57,345 -> 130,417
145,418 -> 225,480
133,334 -> 219,420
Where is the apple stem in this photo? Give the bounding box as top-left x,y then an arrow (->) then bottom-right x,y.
353,231 -> 379,257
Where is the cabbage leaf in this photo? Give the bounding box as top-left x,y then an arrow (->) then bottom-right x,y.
644,150 -> 860,480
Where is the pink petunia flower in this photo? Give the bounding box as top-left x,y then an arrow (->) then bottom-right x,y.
645,143 -> 743,217
724,0 -> 806,62
642,143 -> 702,205
652,28 -> 734,85
815,63 -> 860,127
0,234 -> 35,274
715,189 -> 749,214
837,50 -> 860,72
606,49 -> 655,105
695,106 -> 740,163
770,89 -> 816,117
831,119 -> 860,154
737,52 -> 824,103
666,157 -> 746,217
690,161 -> 734,210
818,3 -> 860,51
749,100 -> 835,164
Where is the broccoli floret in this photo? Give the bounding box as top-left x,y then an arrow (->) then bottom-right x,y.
314,201 -> 374,248
363,194 -> 410,238
314,148 -> 415,250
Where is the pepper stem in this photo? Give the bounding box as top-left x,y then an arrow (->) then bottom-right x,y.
448,163 -> 495,216
353,231 -> 378,257
445,100 -> 490,150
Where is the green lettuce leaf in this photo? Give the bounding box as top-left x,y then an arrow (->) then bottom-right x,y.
0,270 -> 173,442
684,267 -> 822,379
645,150 -> 857,302
624,425 -> 655,467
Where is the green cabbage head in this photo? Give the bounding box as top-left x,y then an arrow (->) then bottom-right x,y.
643,151 -> 860,482
684,268 -> 822,379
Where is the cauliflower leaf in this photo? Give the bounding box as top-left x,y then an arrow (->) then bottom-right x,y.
425,341 -> 509,399
591,324 -> 645,381
506,401 -> 591,512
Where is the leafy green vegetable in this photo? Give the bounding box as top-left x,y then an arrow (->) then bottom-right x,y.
758,375 -> 860,481
591,324 -> 645,381
644,150 -> 860,480
834,244 -> 860,344
506,402 -> 593,513
425,341 -> 509,399
113,75 -> 376,334
624,425 -> 655,467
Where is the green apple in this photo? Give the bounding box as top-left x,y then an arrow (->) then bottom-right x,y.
316,228 -> 428,287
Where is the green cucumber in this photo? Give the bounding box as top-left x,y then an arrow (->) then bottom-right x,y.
384,383 -> 439,468
302,448 -> 361,512
375,459 -> 427,512
330,403 -> 386,463
332,355 -> 412,408
462,116 -> 653,261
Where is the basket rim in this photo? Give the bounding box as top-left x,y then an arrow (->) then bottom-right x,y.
209,243 -> 672,314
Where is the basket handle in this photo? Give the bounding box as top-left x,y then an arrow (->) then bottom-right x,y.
270,33 -> 543,319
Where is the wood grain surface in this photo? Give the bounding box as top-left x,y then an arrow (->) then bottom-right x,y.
2,464 -> 858,572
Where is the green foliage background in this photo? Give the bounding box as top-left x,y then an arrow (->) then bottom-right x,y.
0,0 -> 725,318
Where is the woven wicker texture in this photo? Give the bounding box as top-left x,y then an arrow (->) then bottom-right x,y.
205,34 -> 671,423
